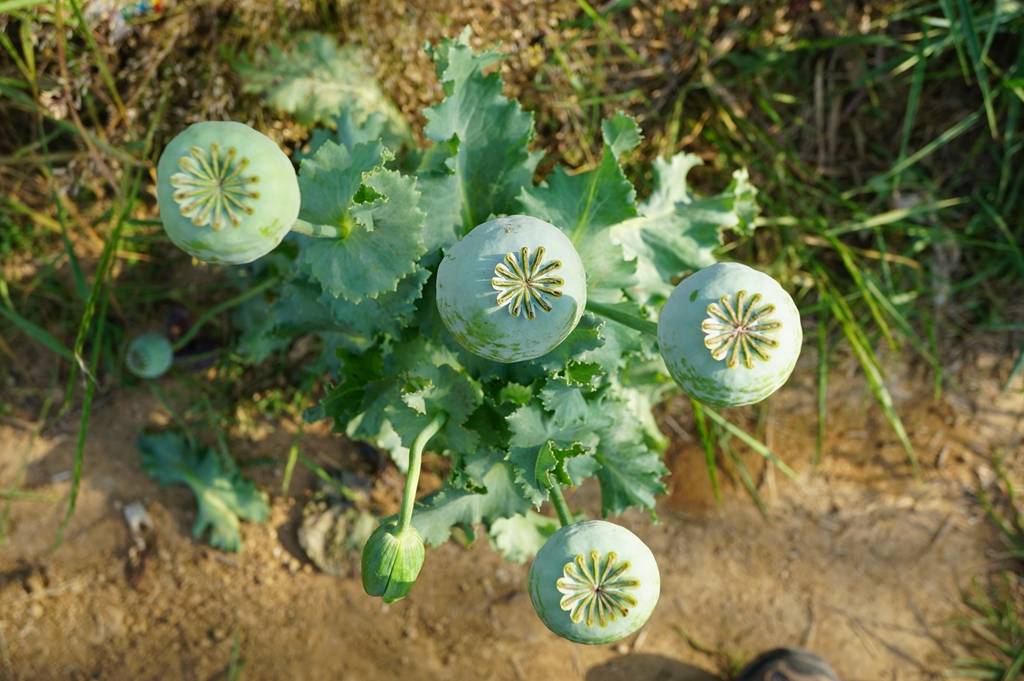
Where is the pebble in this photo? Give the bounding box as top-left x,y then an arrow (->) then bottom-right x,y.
28,603 -> 44,619
25,572 -> 46,594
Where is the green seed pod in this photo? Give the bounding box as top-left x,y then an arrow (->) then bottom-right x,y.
360,521 -> 425,604
528,520 -> 660,645
156,121 -> 300,265
125,333 -> 173,379
657,262 -> 802,407
436,215 -> 587,363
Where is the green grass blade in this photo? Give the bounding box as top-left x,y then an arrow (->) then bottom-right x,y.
574,0 -> 643,64
816,311 -> 829,465
825,236 -> 897,350
955,0 -> 999,137
819,274 -> 919,475
893,43 -> 928,192
720,438 -> 767,518
689,398 -> 721,501
852,109 -> 981,196
702,406 -> 796,480
53,287 -> 109,549
1005,347 -> 1024,392
1003,648 -> 1024,681
171,276 -> 281,352
66,0 -> 127,118
0,297 -> 74,362
281,433 -> 301,496
938,0 -> 972,82
58,213 -> 88,302
0,0 -> 50,10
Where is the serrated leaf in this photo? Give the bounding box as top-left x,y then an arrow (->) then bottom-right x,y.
489,511 -> 559,564
507,382 -> 602,505
297,141 -> 426,301
602,112 -> 643,160
299,109 -> 414,165
138,432 -> 268,552
505,313 -> 605,385
385,338 -> 484,457
233,295 -> 289,363
411,455 -> 530,546
612,154 -> 759,303
318,268 -> 431,345
498,382 -> 533,406
592,393 -> 668,515
578,301 -> 657,374
237,33 -> 408,134
519,114 -> 641,302
421,30 -> 538,237
564,360 -> 603,389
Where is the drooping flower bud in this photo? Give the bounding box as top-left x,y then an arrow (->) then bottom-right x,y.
360,521 -> 425,603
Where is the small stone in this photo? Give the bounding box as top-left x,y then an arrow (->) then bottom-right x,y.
28,602 -> 43,619
25,571 -> 46,594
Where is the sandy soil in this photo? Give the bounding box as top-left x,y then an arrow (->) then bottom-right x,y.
1,347 -> 1022,681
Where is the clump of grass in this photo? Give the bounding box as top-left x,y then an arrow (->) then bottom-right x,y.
956,454 -> 1024,678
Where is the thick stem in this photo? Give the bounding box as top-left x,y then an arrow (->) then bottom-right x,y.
291,218 -> 342,239
547,480 -> 574,528
585,300 -> 659,337
397,413 -> 447,532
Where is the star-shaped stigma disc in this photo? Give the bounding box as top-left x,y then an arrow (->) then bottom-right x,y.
170,144 -> 260,230
701,290 -> 781,368
490,246 -> 565,319
556,551 -> 640,628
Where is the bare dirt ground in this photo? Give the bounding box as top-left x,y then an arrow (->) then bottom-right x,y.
2,342 -> 1022,681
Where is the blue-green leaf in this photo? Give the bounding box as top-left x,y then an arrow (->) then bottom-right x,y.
519,113 -> 642,302
138,432 -> 268,552
420,29 -> 538,240
297,140 -> 426,302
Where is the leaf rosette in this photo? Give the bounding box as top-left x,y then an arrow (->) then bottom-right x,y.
216,31 -> 774,594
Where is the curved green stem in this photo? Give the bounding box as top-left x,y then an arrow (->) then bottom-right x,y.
547,480 -> 574,527
585,300 -> 658,337
172,276 -> 280,352
291,218 -> 342,239
397,413 -> 447,532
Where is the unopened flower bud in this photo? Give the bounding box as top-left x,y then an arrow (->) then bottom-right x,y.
361,521 -> 425,603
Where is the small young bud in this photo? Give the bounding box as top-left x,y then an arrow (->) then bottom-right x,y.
126,333 -> 174,379
360,521 -> 425,603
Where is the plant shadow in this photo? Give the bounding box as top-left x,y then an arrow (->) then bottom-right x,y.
586,653 -> 719,681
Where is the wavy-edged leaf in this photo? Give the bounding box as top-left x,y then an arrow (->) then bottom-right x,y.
138,432 -> 268,552
613,154 -> 759,302
420,29 -> 538,242
297,140 -> 426,301
237,32 -> 408,135
507,381 -> 603,505
520,113 -> 641,302
592,393 -> 668,515
411,455 -> 530,546
489,511 -> 559,563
